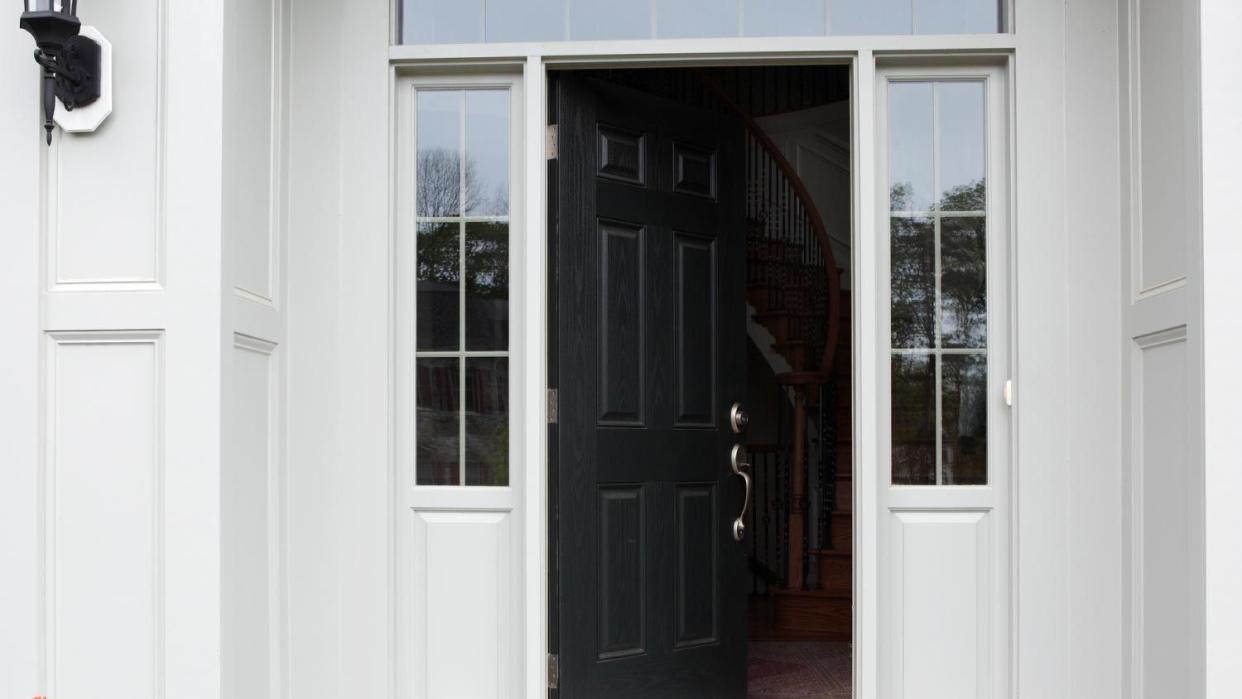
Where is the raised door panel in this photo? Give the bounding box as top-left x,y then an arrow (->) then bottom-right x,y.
598,487 -> 646,659
674,233 -> 716,427
410,509 -> 513,699
891,510 -> 991,699
674,484 -> 718,648
598,221 -> 646,426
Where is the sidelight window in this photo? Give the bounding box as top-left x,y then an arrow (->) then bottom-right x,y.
399,0 -> 1005,44
887,79 -> 988,486
413,88 -> 511,486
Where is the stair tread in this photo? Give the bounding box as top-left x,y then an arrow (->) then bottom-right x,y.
772,588 -> 852,601
809,549 -> 852,559
754,309 -> 824,319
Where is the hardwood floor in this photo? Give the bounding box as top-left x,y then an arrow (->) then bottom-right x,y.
748,641 -> 852,698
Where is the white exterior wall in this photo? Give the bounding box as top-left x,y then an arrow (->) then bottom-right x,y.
1200,1 -> 1242,696
1,0 -> 1233,696
283,0 -> 393,698
0,2 -> 227,699
1065,0 -> 1124,695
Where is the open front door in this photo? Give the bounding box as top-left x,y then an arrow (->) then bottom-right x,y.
552,74 -> 750,698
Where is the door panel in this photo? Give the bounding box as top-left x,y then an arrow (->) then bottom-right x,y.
554,74 -> 748,698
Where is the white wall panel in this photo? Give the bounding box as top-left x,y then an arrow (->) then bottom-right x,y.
1132,0 -> 1196,295
45,332 -> 162,699
51,1 -> 163,287
224,337 -> 279,699
411,510 -> 513,699
1121,1 -> 1204,696
224,0 -> 277,303
1063,0 -> 1124,694
1133,329 -> 1200,698
891,510 -> 990,699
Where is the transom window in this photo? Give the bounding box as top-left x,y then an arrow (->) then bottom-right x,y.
887,79 -> 988,486
413,88 -> 511,486
400,0 -> 1004,45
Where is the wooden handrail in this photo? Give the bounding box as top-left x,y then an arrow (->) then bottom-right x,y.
694,70 -> 842,378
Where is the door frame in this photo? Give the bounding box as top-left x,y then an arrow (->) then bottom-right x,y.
390,26 -> 1031,698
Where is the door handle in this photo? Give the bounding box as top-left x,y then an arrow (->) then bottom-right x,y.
731,444 -> 751,542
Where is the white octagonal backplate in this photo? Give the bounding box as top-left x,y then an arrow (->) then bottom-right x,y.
54,25 -> 112,133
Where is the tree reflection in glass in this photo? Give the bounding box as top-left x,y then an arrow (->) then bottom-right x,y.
466,357 -> 509,485
888,77 -> 989,486
892,354 -> 937,485
466,222 -> 509,351
413,88 -> 511,487
890,213 -> 935,349
941,215 -> 986,348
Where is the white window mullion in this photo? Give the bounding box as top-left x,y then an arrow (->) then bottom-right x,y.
457,91 -> 468,486
932,82 -> 944,485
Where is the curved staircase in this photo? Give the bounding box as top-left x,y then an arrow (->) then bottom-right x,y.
699,73 -> 853,642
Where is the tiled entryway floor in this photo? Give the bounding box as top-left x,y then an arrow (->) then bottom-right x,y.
748,641 -> 852,698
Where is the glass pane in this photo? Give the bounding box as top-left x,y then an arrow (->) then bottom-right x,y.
465,357 -> 509,485
485,0 -> 566,42
656,0 -> 739,38
569,0 -> 651,40
892,353 -> 937,485
417,222 -> 461,351
937,81 -> 986,211
888,82 -> 934,212
417,91 -> 462,217
464,91 -> 510,216
942,353 -> 987,485
831,0 -> 911,35
465,222 -> 509,350
941,217 -> 987,348
915,0 -> 999,34
417,357 -> 460,485
891,217 -> 935,349
403,0 -> 483,45
742,0 -> 825,37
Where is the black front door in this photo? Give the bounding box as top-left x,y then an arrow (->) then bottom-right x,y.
552,74 -> 749,698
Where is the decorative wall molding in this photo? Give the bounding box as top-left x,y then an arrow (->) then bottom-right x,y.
46,0 -> 168,292
228,0 -> 287,308
43,330 -> 165,698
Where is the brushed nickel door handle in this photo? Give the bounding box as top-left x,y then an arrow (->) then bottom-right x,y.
729,402 -> 749,434
731,443 -> 751,542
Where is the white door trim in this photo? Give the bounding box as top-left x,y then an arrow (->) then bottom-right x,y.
873,61 -> 1013,698
389,34 -> 1023,698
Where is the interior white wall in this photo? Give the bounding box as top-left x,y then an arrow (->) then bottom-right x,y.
0,2 -> 228,698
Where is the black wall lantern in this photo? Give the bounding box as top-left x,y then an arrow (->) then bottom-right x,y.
19,1 -> 101,144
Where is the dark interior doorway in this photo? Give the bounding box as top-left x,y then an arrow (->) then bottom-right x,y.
548,65 -> 854,699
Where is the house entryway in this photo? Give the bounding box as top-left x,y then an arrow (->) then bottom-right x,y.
549,65 -> 854,698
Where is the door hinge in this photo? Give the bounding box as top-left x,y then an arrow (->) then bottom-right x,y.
547,653 -> 559,689
546,124 -> 558,160
547,388 -> 558,424
1003,379 -> 1013,407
